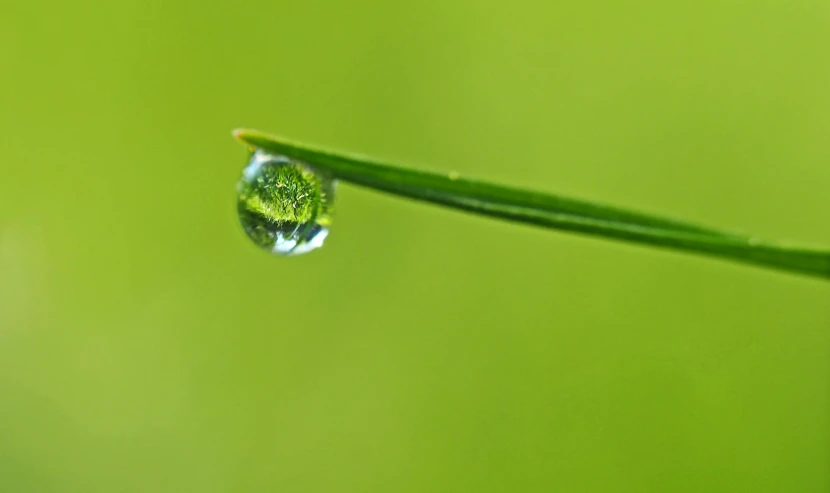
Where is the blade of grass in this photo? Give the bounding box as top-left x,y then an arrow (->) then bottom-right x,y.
233,128 -> 830,281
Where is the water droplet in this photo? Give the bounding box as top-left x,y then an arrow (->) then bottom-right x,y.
237,150 -> 335,255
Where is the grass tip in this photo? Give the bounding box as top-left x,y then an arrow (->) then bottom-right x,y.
232,128 -> 250,143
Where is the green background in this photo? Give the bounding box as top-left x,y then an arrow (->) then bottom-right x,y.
2,1 -> 829,491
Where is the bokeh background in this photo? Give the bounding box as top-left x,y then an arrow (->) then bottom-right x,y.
2,1 -> 829,491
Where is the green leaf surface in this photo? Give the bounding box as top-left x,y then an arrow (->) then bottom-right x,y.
234,128 -> 830,281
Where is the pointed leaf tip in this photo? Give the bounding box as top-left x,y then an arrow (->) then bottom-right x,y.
232,128 -> 248,143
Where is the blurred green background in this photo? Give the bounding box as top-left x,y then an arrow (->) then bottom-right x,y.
2,1 -> 829,491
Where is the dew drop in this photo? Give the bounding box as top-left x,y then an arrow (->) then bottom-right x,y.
237,149 -> 335,256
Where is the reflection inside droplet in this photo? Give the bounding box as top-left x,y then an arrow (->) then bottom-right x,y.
236,150 -> 334,256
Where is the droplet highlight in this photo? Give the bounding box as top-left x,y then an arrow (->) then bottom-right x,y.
237,150 -> 334,255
